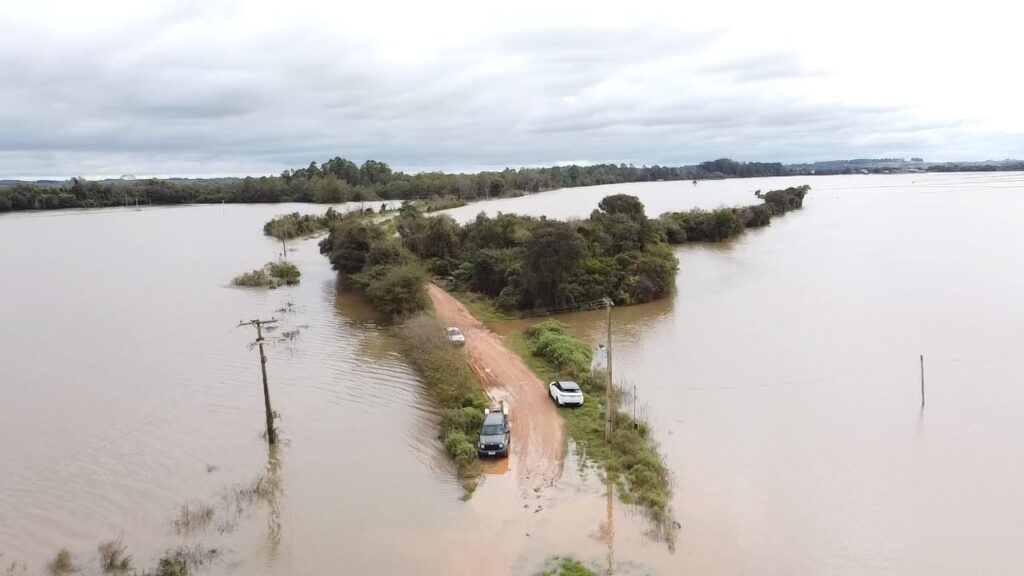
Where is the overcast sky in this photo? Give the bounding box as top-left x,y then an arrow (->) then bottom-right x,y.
1,0 -> 1021,179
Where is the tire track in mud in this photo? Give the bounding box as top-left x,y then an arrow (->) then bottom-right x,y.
426,284 -> 565,491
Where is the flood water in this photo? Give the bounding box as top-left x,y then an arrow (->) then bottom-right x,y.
2,173 -> 1023,574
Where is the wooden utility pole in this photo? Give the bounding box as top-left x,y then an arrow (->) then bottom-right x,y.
605,298 -> 614,442
240,318 -> 279,445
920,354 -> 925,408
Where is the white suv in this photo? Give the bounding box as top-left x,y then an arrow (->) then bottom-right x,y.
548,380 -> 584,407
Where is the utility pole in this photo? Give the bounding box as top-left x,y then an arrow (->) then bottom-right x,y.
605,298 -> 614,442
920,354 -> 925,408
240,318 -> 279,445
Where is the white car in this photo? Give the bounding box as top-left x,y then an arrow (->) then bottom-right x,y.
548,380 -> 584,407
445,326 -> 466,346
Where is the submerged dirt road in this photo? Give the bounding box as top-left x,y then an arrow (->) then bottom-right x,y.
426,284 -> 565,490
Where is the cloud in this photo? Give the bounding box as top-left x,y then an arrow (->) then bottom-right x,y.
0,0 -> 1021,178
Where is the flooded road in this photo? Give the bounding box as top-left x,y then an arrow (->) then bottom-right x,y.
426,284 -> 565,491
2,172 -> 1023,574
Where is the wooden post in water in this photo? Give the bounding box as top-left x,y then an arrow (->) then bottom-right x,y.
240,318 -> 279,445
920,354 -> 925,408
605,298 -> 614,442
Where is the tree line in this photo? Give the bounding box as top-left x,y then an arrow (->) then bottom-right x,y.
316,185 -> 809,318
0,156 -> 804,213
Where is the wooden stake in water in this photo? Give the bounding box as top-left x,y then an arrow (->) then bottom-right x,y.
920,354 -> 925,408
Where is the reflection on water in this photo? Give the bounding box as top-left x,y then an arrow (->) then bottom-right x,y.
2,173 -> 1024,574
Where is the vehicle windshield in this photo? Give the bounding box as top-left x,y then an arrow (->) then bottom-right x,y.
481,424 -> 505,435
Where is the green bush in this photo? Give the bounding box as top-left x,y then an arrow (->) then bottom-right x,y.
525,321 -> 592,375
359,263 -> 428,318
267,261 -> 301,285
232,268 -> 273,287
440,406 -> 485,437
232,261 -> 301,288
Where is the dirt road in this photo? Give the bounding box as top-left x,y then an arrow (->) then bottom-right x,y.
426,284 -> 565,490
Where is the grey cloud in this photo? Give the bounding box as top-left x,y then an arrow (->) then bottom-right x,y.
0,8 -> 1018,179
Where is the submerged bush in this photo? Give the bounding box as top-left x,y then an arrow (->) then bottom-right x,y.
98,537 -> 133,573
232,261 -> 301,288
46,549 -> 75,576
266,261 -> 300,285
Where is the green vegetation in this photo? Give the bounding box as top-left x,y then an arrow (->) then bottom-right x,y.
320,187 -> 808,319
318,212 -> 429,318
416,196 -> 468,212
172,502 -> 215,535
658,185 -> 809,243
396,315 -> 488,494
399,193 -> 679,311
98,537 -> 133,573
525,321 -> 592,377
514,321 -> 674,536
232,261 -> 301,289
0,155 -> 811,213
263,208 -> 344,240
536,557 -> 597,576
46,549 -> 75,576
446,290 -> 514,323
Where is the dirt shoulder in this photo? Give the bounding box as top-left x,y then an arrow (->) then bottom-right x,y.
426,283 -> 565,490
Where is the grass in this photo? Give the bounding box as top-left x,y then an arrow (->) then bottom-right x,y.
536,557 -> 597,576
512,322 -> 675,540
232,260 -> 301,288
98,536 -> 133,573
396,314 -> 489,495
172,502 -> 215,536
152,546 -> 218,576
448,290 -> 514,322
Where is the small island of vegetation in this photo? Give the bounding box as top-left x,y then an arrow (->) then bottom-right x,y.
232,261 -> 301,289
318,185 -> 809,318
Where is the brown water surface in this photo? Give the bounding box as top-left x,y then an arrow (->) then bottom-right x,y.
2,173 -> 1023,574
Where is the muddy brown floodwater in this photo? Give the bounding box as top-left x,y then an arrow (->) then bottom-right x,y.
426,284 -> 565,490
2,172 -> 1024,575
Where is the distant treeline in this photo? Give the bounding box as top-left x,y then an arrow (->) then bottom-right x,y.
317,185 -> 809,317
0,157 -> 765,212
3,154 -> 1012,213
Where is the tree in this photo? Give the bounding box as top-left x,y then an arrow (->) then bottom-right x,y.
360,263 -> 428,317
518,220 -> 585,309
360,160 -> 393,185
598,194 -> 646,222
321,217 -> 386,274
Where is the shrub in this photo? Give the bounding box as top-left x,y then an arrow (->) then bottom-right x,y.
232,268 -> 272,287
267,261 -> 300,285
98,537 -> 133,573
232,261 -> 301,288
525,321 -> 592,375
359,263 -> 428,318
47,549 -> 75,576
440,406 -> 486,437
